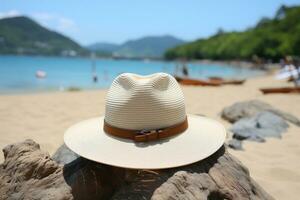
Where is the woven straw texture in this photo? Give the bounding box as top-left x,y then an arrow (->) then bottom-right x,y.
105,73 -> 186,130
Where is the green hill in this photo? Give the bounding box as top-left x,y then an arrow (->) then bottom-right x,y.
86,42 -> 119,53
115,35 -> 185,58
165,5 -> 300,61
0,16 -> 87,56
88,35 -> 185,58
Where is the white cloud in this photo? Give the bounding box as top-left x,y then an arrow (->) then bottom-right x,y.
31,12 -> 78,33
0,10 -> 21,19
31,12 -> 55,21
0,10 -> 79,41
0,10 -> 77,33
57,17 -> 77,32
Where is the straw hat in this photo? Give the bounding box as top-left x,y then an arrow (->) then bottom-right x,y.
64,73 -> 226,169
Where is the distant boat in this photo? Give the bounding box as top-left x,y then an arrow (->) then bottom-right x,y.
208,77 -> 246,85
260,87 -> 300,94
174,76 -> 221,86
174,76 -> 245,86
35,70 -> 47,79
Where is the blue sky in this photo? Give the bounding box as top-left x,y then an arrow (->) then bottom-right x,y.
1,0 -> 300,45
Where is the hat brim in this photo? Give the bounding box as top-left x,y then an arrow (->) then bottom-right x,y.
64,114 -> 226,169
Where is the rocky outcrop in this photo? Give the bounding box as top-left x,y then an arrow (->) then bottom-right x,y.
228,138 -> 243,150
52,143 -> 79,165
231,111 -> 289,141
221,100 -> 300,126
222,100 -> 299,150
0,139 -> 274,200
227,111 -> 289,149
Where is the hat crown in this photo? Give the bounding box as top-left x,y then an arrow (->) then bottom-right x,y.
105,73 -> 186,130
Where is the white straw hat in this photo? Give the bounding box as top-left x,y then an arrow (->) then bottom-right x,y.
64,73 -> 226,169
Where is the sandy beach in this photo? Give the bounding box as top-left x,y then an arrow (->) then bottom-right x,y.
0,74 -> 299,199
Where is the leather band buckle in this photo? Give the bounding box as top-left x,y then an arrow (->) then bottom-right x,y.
134,129 -> 163,142
103,117 -> 188,143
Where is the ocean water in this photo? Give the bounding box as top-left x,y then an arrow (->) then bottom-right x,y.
0,55 -> 263,94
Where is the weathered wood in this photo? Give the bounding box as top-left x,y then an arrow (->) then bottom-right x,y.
260,87 -> 300,94
174,76 -> 245,86
0,139 -> 274,200
174,76 -> 221,86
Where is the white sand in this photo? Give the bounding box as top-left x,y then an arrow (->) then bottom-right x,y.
0,74 -> 299,199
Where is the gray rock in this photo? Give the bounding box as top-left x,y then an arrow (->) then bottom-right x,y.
227,138 -> 243,150
230,111 -> 288,144
221,100 -> 300,126
0,139 -> 274,200
52,143 -> 79,165
270,109 -> 300,127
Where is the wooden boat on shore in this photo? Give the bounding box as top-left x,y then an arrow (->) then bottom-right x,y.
260,87 -> 300,94
174,76 -> 245,86
175,76 -> 221,86
208,77 -> 246,85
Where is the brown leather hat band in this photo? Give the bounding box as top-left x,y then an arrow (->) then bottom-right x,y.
103,117 -> 188,142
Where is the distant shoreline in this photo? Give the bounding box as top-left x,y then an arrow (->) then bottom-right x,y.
0,73 -> 266,96
0,54 -> 280,70
0,87 -> 108,96
0,55 -> 266,95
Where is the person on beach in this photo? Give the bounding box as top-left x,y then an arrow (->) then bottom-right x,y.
293,59 -> 300,86
182,64 -> 189,77
92,72 -> 98,83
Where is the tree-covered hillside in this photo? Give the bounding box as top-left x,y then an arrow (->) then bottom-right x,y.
88,35 -> 186,58
165,5 -> 300,61
115,35 -> 185,58
0,16 -> 87,56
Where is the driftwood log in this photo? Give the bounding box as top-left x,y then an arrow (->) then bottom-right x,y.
0,139 -> 274,200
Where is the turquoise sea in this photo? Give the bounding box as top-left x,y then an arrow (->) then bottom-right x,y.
0,55 -> 263,94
